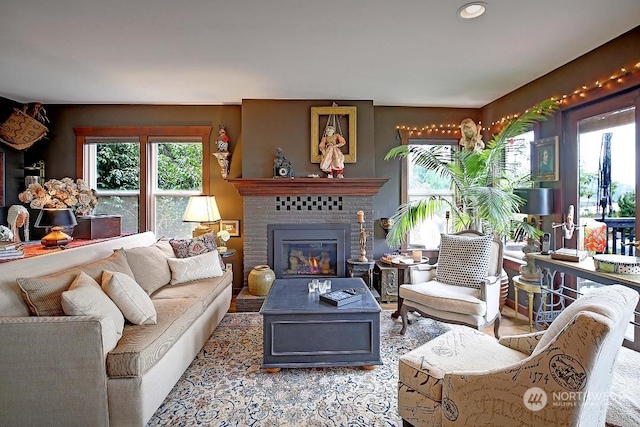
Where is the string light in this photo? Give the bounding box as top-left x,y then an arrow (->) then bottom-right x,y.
396,60 -> 640,135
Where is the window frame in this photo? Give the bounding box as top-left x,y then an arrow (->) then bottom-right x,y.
75,126 -> 212,233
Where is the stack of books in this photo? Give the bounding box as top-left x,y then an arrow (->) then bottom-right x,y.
0,241 -> 25,260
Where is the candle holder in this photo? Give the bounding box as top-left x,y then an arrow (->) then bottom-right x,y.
357,210 -> 369,262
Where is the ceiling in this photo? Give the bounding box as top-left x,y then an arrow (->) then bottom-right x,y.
1,0 -> 639,108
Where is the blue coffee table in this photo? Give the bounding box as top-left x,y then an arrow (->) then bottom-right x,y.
260,277 -> 382,372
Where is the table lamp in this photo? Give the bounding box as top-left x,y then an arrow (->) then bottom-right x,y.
182,196 -> 221,237
35,208 -> 78,247
514,188 -> 554,230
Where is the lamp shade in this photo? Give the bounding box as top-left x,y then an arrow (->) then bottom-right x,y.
34,208 -> 78,228
514,188 -> 554,215
182,196 -> 221,223
34,208 -> 78,247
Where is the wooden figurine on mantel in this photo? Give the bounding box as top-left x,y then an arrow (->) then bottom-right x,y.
216,126 -> 230,152
273,148 -> 294,178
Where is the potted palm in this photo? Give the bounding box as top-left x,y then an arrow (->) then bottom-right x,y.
384,98 -> 559,247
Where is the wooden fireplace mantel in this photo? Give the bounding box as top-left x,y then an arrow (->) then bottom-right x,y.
228,178 -> 390,196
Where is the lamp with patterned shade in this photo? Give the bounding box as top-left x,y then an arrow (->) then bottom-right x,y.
182,196 -> 221,237
34,208 -> 78,247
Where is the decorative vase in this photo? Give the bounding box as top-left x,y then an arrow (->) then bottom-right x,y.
248,265 -> 275,296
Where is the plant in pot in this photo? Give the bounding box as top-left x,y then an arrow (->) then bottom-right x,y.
384,98 -> 559,248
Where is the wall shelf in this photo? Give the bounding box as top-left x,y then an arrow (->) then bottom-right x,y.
228,178 -> 389,196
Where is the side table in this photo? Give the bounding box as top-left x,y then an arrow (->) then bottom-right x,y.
512,274 -> 542,332
346,258 -> 375,290
219,249 -> 236,258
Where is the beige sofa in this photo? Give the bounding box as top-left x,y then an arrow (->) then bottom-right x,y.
0,232 -> 233,426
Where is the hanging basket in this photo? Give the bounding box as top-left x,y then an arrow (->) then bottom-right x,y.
0,104 -> 49,150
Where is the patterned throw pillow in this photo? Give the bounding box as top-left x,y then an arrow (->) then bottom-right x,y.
169,231 -> 226,271
435,234 -> 492,289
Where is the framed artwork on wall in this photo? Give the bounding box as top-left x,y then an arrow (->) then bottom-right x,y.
219,219 -> 240,237
531,136 -> 559,182
310,105 -> 357,164
0,152 -> 4,207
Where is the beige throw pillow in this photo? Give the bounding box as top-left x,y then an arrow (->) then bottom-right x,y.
17,249 -> 135,316
61,272 -> 125,353
167,251 -> 224,285
102,270 -> 157,325
123,239 -> 174,295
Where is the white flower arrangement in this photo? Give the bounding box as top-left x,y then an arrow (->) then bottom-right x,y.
0,225 -> 14,241
18,177 -> 98,215
216,229 -> 231,247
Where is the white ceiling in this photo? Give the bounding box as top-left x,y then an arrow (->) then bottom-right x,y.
1,0 -> 639,108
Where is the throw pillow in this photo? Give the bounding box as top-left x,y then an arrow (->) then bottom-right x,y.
102,270 -> 157,325
167,250 -> 224,285
17,249 -> 135,316
435,234 -> 493,289
169,231 -> 225,271
61,272 -> 125,352
123,238 -> 174,295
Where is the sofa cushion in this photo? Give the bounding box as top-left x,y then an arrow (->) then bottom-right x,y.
123,239 -> 174,295
152,268 -> 232,306
167,251 -> 224,285
169,231 -> 225,271
61,271 -> 125,352
106,297 -> 203,378
17,249 -> 135,317
435,234 -> 492,289
102,271 -> 157,325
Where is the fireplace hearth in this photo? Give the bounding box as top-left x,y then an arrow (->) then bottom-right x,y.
268,223 -> 350,279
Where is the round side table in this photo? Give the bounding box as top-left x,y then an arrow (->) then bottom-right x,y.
512,275 -> 541,332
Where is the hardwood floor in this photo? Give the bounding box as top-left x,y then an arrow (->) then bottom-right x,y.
230,296 -> 533,337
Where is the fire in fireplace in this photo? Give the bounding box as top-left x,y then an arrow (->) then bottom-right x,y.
267,223 -> 350,279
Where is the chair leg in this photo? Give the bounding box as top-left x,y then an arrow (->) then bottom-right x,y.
493,310 -> 502,339
400,304 -> 410,335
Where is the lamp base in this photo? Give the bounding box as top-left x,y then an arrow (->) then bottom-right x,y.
41,226 -> 73,248
192,223 -> 214,237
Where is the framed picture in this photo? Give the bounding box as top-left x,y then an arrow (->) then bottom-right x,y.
310,106 -> 357,164
531,136 -> 559,182
0,152 -> 4,207
219,219 -> 240,237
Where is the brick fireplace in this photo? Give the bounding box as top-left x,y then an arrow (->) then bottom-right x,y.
229,178 -> 388,288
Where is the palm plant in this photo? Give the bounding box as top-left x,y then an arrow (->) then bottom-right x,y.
384,98 -> 559,247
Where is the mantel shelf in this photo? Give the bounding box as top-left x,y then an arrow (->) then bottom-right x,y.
227,177 -> 390,196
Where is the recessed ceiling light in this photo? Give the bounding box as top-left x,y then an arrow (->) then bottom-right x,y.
457,2 -> 487,19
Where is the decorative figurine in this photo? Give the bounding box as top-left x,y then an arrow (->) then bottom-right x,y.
216,126 -> 229,152
459,118 -> 484,151
273,148 -> 294,178
319,125 -> 346,178
7,205 -> 29,243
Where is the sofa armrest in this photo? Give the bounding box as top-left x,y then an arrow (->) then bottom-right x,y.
0,316 -> 109,427
498,331 -> 545,355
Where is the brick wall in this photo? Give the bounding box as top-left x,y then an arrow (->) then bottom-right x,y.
242,195 -> 374,286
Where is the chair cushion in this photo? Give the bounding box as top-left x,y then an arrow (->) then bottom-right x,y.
398,327 -> 526,402
400,282 -> 486,316
435,233 -> 492,289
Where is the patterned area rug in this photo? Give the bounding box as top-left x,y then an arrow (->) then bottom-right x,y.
148,311 -> 639,426
148,311 -> 449,426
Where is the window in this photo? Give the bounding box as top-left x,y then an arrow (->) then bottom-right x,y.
405,139 -> 456,249
75,127 -> 212,238
504,130 -> 534,182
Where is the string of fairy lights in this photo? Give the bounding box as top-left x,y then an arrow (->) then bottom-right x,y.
396,60 -> 640,137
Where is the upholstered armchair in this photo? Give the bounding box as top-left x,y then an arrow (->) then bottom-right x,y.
399,230 -> 503,338
398,285 -> 638,427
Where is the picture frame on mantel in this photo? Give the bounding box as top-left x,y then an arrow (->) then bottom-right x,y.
310,106 -> 357,164
531,136 -> 559,182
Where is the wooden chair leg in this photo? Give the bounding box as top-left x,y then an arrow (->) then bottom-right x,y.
400,304 -> 410,335
493,310 -> 502,339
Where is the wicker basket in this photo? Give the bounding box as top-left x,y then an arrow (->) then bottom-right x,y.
0,107 -> 48,150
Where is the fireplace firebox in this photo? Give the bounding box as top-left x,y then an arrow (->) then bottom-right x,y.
267,223 -> 350,279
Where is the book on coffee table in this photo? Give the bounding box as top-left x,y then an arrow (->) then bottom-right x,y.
319,289 -> 363,307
